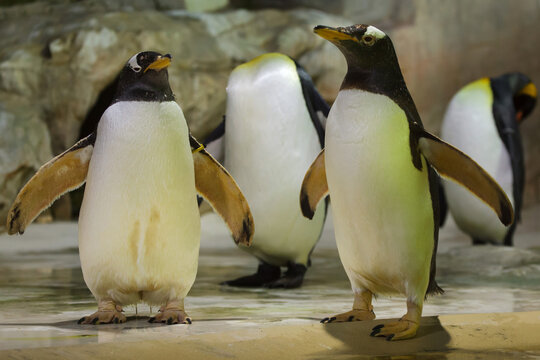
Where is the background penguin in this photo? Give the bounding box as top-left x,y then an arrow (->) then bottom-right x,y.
301,24 -> 514,340
440,73 -> 537,246
204,53 -> 329,288
6,51 -> 253,325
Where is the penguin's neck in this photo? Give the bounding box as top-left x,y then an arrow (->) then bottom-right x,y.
342,67 -> 421,127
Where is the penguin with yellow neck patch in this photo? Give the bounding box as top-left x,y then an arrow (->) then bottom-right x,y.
204,53 -> 329,288
440,73 -> 536,246
6,51 -> 253,325
300,24 -> 514,340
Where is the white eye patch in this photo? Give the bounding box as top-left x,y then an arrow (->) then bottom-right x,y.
128,53 -> 142,72
365,26 -> 386,40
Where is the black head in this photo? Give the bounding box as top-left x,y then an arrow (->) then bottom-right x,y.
314,24 -> 404,92
113,51 -> 174,103
314,25 -> 395,71
497,72 -> 537,123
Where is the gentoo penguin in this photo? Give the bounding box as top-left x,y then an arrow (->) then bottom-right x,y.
300,24 -> 514,340
440,73 -> 537,246
6,51 -> 253,325
204,53 -> 329,288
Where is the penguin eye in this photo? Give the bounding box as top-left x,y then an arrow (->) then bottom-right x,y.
362,35 -> 375,46
132,66 -> 142,73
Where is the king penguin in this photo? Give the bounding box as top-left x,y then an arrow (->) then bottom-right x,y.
6,51 -> 253,325
300,24 -> 514,340
204,53 -> 329,288
440,73 -> 537,246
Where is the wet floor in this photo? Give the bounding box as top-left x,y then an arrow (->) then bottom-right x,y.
0,205 -> 539,356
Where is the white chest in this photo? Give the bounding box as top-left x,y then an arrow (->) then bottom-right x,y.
78,101 -> 200,303
325,90 -> 434,297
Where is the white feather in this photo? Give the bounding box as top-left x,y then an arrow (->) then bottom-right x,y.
224,54 -> 325,266
325,89 -> 434,300
441,79 -> 513,243
78,101 -> 200,306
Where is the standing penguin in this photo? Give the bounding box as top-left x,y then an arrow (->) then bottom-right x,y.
204,53 -> 328,288
6,51 -> 253,324
440,73 -> 536,246
300,24 -> 513,340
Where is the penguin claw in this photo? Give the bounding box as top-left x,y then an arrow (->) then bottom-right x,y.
370,319 -> 418,341
150,308 -> 191,325
77,309 -> 126,325
321,309 -> 376,324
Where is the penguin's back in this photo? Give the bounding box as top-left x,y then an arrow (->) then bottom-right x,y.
78,101 -> 200,305
441,78 -> 513,242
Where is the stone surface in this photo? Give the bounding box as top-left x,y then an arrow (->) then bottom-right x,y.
1,0 -> 540,230
0,205 -> 539,357
0,3 -> 348,230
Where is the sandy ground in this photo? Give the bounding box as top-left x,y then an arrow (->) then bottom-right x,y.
0,204 -> 539,358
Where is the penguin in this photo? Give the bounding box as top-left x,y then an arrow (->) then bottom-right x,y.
300,24 -> 514,340
440,73 -> 537,246
204,53 -> 329,288
6,51 -> 253,325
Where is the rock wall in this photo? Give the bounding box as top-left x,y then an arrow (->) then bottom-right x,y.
0,0 -> 539,230
0,2 -> 350,228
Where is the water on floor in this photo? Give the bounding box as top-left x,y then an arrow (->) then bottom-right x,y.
0,205 -> 539,352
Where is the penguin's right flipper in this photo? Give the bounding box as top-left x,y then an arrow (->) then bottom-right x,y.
6,133 -> 96,235
294,61 -> 328,147
417,130 -> 514,226
191,135 -> 254,246
300,149 -> 328,219
202,116 -> 226,164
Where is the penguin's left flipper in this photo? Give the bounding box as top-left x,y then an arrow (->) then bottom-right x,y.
417,129 -> 514,226
6,133 -> 96,235
300,149 -> 328,219
191,135 -> 254,246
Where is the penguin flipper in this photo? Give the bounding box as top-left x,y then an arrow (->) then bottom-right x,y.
190,135 -> 254,246
6,133 -> 96,235
300,149 -> 328,219
417,130 -> 514,226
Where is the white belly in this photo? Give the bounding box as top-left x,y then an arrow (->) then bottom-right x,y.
441,79 -> 513,243
224,57 -> 325,266
78,101 -> 200,306
326,90 -> 434,299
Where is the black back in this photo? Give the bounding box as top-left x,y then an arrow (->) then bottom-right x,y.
490,72 -> 535,245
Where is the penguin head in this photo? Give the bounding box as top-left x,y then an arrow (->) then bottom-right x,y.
113,51 -> 174,103
314,24 -> 395,71
506,73 -> 537,123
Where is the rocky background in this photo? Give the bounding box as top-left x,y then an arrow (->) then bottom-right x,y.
0,0 -> 539,230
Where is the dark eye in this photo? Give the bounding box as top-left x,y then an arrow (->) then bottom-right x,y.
362,35 -> 375,46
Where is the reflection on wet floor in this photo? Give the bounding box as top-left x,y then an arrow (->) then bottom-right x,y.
0,206 -> 539,354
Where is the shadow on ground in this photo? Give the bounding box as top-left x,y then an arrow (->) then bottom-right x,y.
319,316 -> 450,358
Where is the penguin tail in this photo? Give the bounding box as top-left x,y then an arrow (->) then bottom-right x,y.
425,281 -> 444,298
